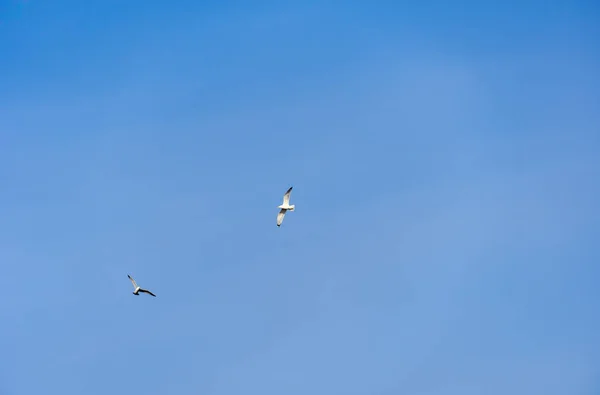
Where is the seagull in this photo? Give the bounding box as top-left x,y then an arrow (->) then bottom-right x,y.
127,274 -> 156,297
277,186 -> 295,227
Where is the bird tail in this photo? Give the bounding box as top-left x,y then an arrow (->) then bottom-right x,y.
288,205 -> 295,211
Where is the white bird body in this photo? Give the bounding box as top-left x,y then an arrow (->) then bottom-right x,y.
277,187 -> 295,227
128,274 -> 156,297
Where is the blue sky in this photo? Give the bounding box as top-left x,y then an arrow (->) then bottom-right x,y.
1,1 -> 599,394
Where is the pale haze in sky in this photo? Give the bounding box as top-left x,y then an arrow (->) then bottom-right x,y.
0,1 -> 599,394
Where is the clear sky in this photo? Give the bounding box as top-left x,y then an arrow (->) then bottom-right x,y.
1,1 -> 599,394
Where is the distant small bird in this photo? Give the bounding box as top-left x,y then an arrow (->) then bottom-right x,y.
127,274 -> 156,297
277,186 -> 295,227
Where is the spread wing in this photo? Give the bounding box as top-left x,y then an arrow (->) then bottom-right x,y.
277,208 -> 287,227
127,275 -> 138,289
139,288 -> 156,297
282,186 -> 293,205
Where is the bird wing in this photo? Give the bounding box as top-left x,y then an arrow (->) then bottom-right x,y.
127,275 -> 138,289
139,288 -> 156,297
282,186 -> 293,205
277,208 -> 287,226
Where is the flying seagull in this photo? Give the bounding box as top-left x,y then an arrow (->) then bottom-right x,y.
127,274 -> 156,297
277,186 -> 295,227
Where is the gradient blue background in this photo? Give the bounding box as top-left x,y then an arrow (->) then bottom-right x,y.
1,1 -> 599,394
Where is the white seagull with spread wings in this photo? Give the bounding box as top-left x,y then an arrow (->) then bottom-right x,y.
277,186 -> 295,227
128,274 -> 156,297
